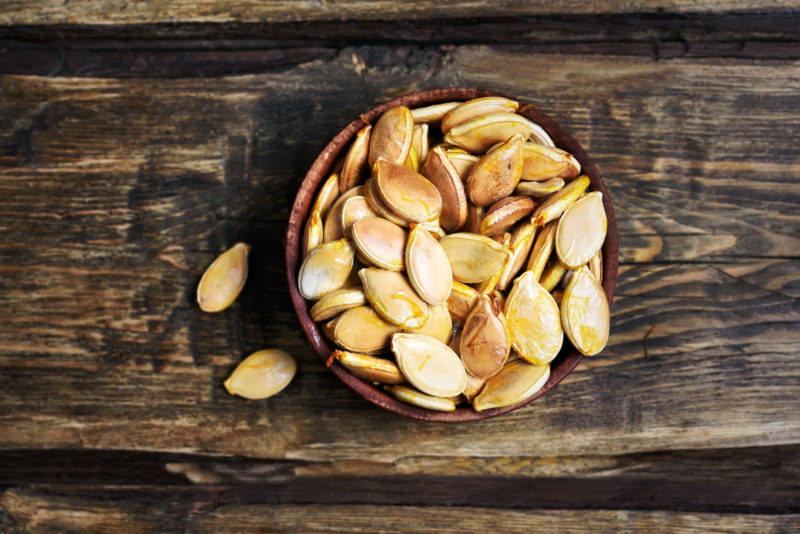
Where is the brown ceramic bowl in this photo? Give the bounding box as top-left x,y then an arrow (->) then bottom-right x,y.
286,88 -> 618,422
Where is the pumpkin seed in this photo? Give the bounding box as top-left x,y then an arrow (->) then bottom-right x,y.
520,142 -> 580,181
526,221 -> 557,281
224,349 -> 296,400
364,177 -> 410,228
505,271 -> 563,365
539,259 -> 568,292
298,239 -> 354,301
473,359 -> 550,411
310,286 -> 367,322
197,242 -> 250,313
446,281 -> 480,323
528,121 -> 556,148
386,384 -> 456,411
333,350 -> 405,384
530,175 -> 590,226
445,150 -> 480,182
328,305 -> 401,353
462,371 -> 487,402
404,146 -> 420,172
496,222 -> 536,291
561,266 -> 609,356
340,125 -> 372,193
465,203 -> 484,234
368,105 -> 414,166
324,185 -> 364,242
406,224 -> 453,305
411,123 -> 429,166
515,177 -> 565,198
479,195 -> 536,236
392,333 -> 467,397
466,133 -> 524,207
439,232 -> 510,284
312,173 -> 341,218
440,96 -> 519,133
410,101 -> 460,124
555,191 -> 607,268
404,303 -> 453,344
359,268 -> 429,328
460,294 -> 510,379
341,195 -> 377,234
420,145 -> 468,232
350,216 -> 407,271
302,209 -> 324,260
374,160 -> 443,223
588,249 -> 603,284
444,112 -> 535,153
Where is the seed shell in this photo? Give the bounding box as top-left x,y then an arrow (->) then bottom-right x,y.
359,268 -> 429,328
368,105 -> 413,166
374,160 -> 443,223
460,295 -> 511,379
561,267 -> 610,356
197,242 -> 250,313
386,384 -> 456,411
466,133 -> 524,207
224,349 -> 297,400
439,232 -> 510,284
298,239 -> 354,301
515,178 -> 565,198
444,112 -> 536,153
392,333 -> 467,397
440,96 -> 519,133
340,125 -> 372,193
505,271 -> 563,365
421,145 -> 468,232
405,224 -> 453,305
329,305 -> 401,353
555,191 -> 607,268
473,359 -> 550,411
350,217 -> 407,271
530,175 -> 590,226
479,195 -> 536,236
310,286 -> 367,322
334,350 -> 405,384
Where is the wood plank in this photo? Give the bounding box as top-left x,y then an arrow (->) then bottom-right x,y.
0,49 -> 798,462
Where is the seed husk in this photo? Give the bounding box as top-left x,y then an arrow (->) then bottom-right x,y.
479,195 -> 536,236
298,239 -> 354,301
466,133 -> 524,207
368,105 -> 414,166
404,303 -> 453,344
324,185 -> 364,242
528,121 -> 555,148
310,286 -> 367,322
197,242 -> 250,313
341,195 -> 377,234
446,281 -> 480,323
555,191 -> 607,268
404,146 -> 420,172
340,125 -> 372,193
561,266 -> 610,356
224,349 -> 297,400
302,209 -> 324,260
515,177 -> 565,198
410,101 -> 460,124
374,160 -> 443,223
520,142 -> 580,181
526,221 -> 557,281
392,333 -> 467,397
359,268 -> 429,328
421,146 -> 468,232
446,150 -> 480,182
312,173 -> 341,218
496,222 -> 537,291
530,175 -> 590,226
588,249 -> 603,284
444,112 -> 536,153
386,384 -> 456,411
462,372 -> 487,402
405,224 -> 453,305
439,232 -> 510,284
505,271 -> 563,365
440,96 -> 520,133
460,294 -> 510,379
539,259 -> 568,292
473,359 -> 550,411
411,124 -> 429,166
334,350 -> 405,384
350,216 -> 407,271
328,305 -> 401,353
364,177 -> 410,228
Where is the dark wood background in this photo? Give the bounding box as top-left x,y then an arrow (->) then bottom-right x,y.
1,2 -> 799,532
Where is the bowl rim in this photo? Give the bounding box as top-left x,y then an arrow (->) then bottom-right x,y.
286,87 -> 619,422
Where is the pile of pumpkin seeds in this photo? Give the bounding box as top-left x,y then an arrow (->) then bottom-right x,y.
298,97 -> 610,412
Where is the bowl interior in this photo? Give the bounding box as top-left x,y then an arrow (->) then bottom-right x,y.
286,88 -> 619,422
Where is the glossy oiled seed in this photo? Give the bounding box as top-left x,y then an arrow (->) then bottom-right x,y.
496,222 -> 536,291
530,175 -> 590,226
310,286 -> 367,322
197,242 -> 250,313
333,350 -> 405,384
341,195 -> 377,234
446,150 -> 480,182
440,96 -> 519,133
298,239 -> 354,301
515,177 -> 565,198
460,294 -> 510,379
302,209 -> 324,260
411,124 -> 429,167
479,195 -> 536,236
324,185 -> 363,242
410,101 -> 460,124
444,112 -> 537,153
505,271 -> 563,365
224,349 -> 297,400
404,146 -> 420,172
526,221 -> 557,281
439,232 -> 510,284
446,281 -> 480,323
340,125 -> 372,193
404,303 -> 453,344
466,133 -> 524,207
364,178 -> 410,228
392,333 -> 467,397
406,224 -> 453,305
368,105 -> 414,166
374,160 -> 443,223
350,217 -> 407,271
462,372 -> 487,402
473,359 -> 550,411
561,266 -> 610,356
386,384 -> 456,411
520,142 -> 580,181
555,191 -> 607,268
312,173 -> 341,218
421,146 -> 468,232
359,268 -> 429,328
327,305 -> 401,354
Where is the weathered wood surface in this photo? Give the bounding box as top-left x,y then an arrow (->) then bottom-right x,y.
0,35 -> 799,532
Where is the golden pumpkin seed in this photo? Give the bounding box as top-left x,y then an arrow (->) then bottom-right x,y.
530,175 -> 590,226
410,101 -> 460,124
406,224 -> 453,305
439,232 -> 510,284
340,125 -> 372,193
298,239 -> 354,301
520,142 -> 580,181
588,249 -> 603,284
446,281 -> 480,323
555,191 -> 607,268
465,203 -> 484,234
310,286 -> 367,322
302,209 -> 324,260
421,145 -> 468,232
368,105 -> 414,166
350,216 -> 407,271
473,359 -> 550,411
359,268 -> 429,328
446,150 -> 480,182
333,350 -> 405,384
374,160 -> 443,224
411,123 -> 429,167
539,259 -> 568,292
197,242 -> 250,313
392,333 -> 467,397
404,146 -> 420,172
462,372 -> 487,402
312,173 -> 341,218
479,195 -> 536,236
224,349 -> 296,400
386,384 -> 456,411
515,177 -> 565,198
440,96 -> 519,133
528,121 -> 555,148
460,294 -> 511,379
505,271 -> 563,365
404,303 -> 453,344
561,266 -> 610,356
328,305 -> 401,354
466,133 -> 524,207
364,177 -> 410,228
497,222 -> 536,291
526,221 -> 557,281
444,112 -> 535,153
341,195 -> 377,234
324,185 -> 364,242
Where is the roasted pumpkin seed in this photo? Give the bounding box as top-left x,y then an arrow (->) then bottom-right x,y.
341,195 -> 377,234
350,216 -> 407,271
421,145 -> 468,232
539,259 -> 568,292
460,294 -> 510,379
465,203 -> 484,234
328,305 -> 401,353
324,185 -> 364,242
496,222 -> 536,291
520,142 -> 580,181
404,303 -> 453,344
530,175 -> 590,226
555,191 -> 607,268
412,123 -> 429,166
224,349 -> 296,400
462,372 -> 487,402
473,359 -> 550,411
364,177 -> 410,228
446,281 -> 480,323
444,112 -> 536,153
312,173 -> 341,218
298,239 -> 354,301
466,133 -> 524,207
359,268 -> 429,328
515,177 -> 565,198
374,160 -> 443,223
440,96 -> 519,133
446,150 -> 480,182
410,101 -> 460,124
340,125 -> 372,193
479,195 -> 536,236
406,224 -> 453,305
439,232 -> 510,284
386,384 -> 456,411
588,249 -> 603,284
526,221 -> 557,281
392,333 -> 466,397
310,286 -> 367,322
561,266 -> 609,356
197,242 -> 250,313
368,105 -> 413,166
404,146 -> 420,172
302,209 -> 324,260
505,271 -> 563,365
333,350 -> 405,384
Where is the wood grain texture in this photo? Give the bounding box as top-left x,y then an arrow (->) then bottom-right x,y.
0,47 -> 798,462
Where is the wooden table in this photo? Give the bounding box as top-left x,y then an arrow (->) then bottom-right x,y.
1,2 -> 799,532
